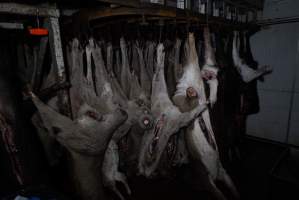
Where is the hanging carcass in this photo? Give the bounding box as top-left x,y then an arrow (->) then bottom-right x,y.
173,32 -> 239,200
101,39 -> 154,200
232,31 -> 272,83
201,27 -> 219,106
28,90 -> 127,200
138,43 -> 208,177
28,38 -> 129,200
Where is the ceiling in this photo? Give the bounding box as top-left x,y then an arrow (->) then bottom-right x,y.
4,0 -> 265,11
228,0 -> 265,10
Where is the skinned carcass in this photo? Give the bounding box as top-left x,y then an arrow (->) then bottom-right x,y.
202,27 -> 219,106
28,90 -> 127,200
118,38 -> 149,105
101,39 -> 154,200
173,31 -> 217,151
29,38 -> 128,200
173,32 -> 239,200
89,39 -> 119,112
233,31 -> 272,83
67,39 -> 111,117
138,43 -> 208,178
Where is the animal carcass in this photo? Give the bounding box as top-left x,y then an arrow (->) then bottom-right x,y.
232,31 -> 272,83
29,91 -> 127,200
138,43 -> 207,177
30,38 -> 128,200
102,39 -> 153,200
173,32 -> 239,200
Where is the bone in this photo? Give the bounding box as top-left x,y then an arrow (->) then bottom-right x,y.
138,43 -> 207,177
233,31 -> 272,83
173,33 -> 239,200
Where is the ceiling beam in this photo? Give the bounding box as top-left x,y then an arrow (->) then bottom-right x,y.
78,6 -> 258,30
95,0 -> 141,7
0,3 -> 59,17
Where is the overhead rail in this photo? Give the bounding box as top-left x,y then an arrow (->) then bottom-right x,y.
76,4 -> 259,30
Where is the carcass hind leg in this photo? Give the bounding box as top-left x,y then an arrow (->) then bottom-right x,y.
205,176 -> 227,200
217,167 -> 240,200
190,162 -> 227,200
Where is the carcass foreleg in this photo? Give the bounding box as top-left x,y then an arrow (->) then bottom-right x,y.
102,141 -> 131,200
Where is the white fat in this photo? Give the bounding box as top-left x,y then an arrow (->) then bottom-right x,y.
207,78 -> 218,106
174,63 -> 202,98
187,119 -> 218,179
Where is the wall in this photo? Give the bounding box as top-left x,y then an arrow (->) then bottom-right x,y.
248,0 -> 299,145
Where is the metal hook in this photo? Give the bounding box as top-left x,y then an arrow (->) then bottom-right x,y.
36,8 -> 40,28
140,14 -> 148,26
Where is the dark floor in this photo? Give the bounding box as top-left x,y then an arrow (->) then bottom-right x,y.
128,136 -> 291,200
2,136 -> 299,200
235,136 -> 288,200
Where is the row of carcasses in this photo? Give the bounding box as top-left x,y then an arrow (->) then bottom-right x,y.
30,27 -> 270,200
